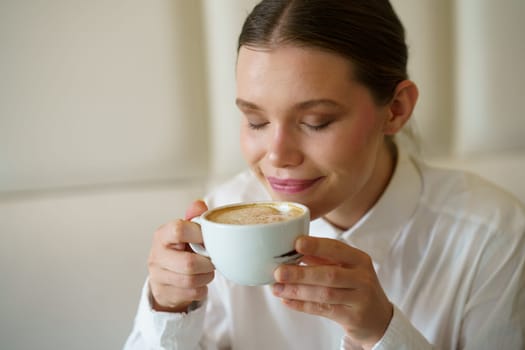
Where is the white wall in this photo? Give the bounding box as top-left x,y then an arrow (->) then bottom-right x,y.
0,1 -> 211,349
453,0 -> 525,156
0,0 -> 209,193
391,0 -> 455,157
392,0 -> 525,158
202,0 -> 260,179
0,183 -> 205,349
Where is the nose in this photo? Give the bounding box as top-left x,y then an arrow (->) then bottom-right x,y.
267,126 -> 303,168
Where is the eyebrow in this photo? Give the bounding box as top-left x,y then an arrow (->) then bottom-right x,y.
235,98 -> 343,112
235,98 -> 262,111
295,99 -> 342,110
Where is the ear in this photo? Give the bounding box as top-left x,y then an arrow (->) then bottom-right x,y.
383,80 -> 419,135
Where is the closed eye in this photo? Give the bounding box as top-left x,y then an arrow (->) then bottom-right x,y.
302,120 -> 332,131
247,121 -> 269,130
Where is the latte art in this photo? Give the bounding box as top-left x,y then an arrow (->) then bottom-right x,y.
207,204 -> 303,225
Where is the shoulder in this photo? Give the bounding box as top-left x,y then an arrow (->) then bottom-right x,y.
414,157 -> 525,234
406,158 -> 525,280
204,170 -> 271,209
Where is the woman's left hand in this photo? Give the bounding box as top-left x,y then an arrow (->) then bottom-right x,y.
272,236 -> 393,349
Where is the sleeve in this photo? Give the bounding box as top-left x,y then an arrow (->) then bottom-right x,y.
369,305 -> 434,350
122,279 -> 207,350
339,305 -> 433,350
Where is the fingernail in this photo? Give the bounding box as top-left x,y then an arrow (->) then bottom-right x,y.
276,267 -> 289,282
272,283 -> 284,295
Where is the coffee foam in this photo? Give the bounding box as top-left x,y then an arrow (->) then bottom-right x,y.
207,204 -> 303,225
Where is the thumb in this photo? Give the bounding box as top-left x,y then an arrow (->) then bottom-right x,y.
184,199 -> 208,220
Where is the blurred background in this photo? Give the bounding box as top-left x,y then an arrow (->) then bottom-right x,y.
1,0 -> 524,349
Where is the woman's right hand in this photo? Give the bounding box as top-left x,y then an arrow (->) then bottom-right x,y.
147,200 -> 215,313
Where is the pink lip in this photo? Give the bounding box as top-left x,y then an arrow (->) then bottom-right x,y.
267,176 -> 323,194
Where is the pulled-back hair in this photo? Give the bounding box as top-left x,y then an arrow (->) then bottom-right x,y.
238,0 -> 408,105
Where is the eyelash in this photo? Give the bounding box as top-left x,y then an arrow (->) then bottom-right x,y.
247,121 -> 332,131
304,121 -> 332,131
247,122 -> 269,130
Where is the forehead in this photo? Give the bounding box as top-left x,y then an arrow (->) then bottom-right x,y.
237,45 -> 354,81
236,46 -> 361,103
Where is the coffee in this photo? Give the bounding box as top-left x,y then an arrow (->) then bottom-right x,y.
207,203 -> 303,225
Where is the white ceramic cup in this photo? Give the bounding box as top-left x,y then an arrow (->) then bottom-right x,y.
189,201 -> 310,286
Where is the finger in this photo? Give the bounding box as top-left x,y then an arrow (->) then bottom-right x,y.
281,297 -> 343,314
156,219 -> 204,246
151,283 -> 209,308
279,298 -> 351,324
150,267 -> 214,289
185,199 -> 208,220
296,237 -> 370,267
272,282 -> 353,305
151,249 -> 214,275
274,264 -> 361,288
299,255 -> 338,266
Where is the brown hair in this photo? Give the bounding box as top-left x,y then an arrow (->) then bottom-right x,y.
238,0 -> 408,105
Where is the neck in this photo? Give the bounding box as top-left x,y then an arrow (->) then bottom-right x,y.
323,144 -> 397,231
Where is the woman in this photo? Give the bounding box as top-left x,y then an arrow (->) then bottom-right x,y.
125,1 -> 525,349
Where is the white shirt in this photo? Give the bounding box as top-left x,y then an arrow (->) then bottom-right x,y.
124,152 -> 525,349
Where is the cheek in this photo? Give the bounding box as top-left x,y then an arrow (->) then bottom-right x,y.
332,119 -> 383,155
352,109 -> 385,145
240,129 -> 263,165
317,116 -> 384,172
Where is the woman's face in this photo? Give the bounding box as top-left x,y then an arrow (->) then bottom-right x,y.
236,46 -> 395,223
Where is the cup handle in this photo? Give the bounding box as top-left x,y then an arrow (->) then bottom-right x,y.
189,216 -> 210,257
